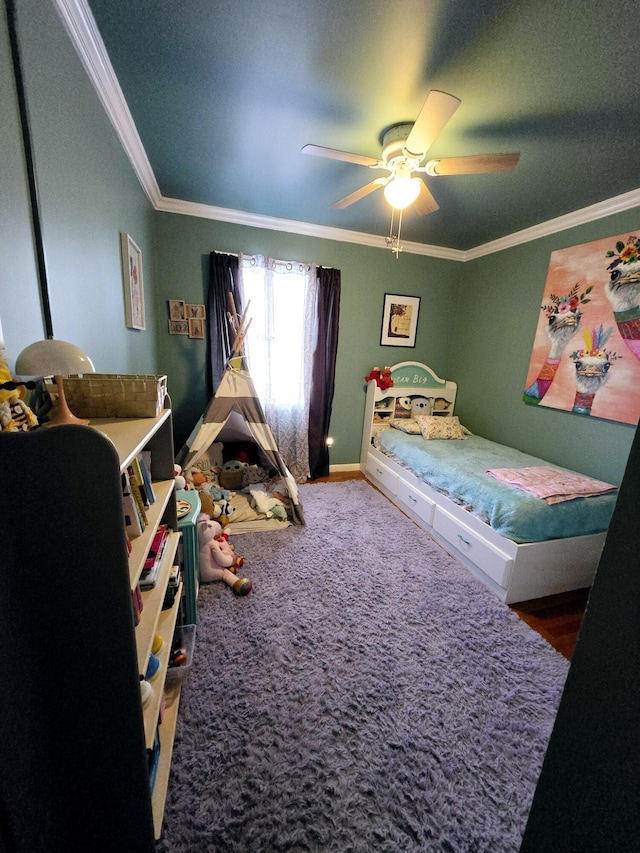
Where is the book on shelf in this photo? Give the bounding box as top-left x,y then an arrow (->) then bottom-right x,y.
122,472 -> 144,539
131,582 -> 144,625
137,450 -> 156,504
162,563 -> 182,610
148,727 -> 161,794
127,464 -> 148,526
144,524 -> 169,572
140,525 -> 170,590
129,456 -> 149,507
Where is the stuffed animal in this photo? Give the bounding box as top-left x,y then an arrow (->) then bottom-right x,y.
364,366 -> 381,385
0,353 -> 38,432
219,459 -> 245,490
174,464 -> 188,491
197,513 -> 251,595
411,397 -> 433,417
379,366 -> 394,390
364,365 -> 394,390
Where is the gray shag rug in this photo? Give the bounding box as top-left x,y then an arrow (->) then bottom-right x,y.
157,480 -> 568,852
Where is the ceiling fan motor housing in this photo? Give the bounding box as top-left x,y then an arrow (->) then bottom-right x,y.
381,123 -> 418,167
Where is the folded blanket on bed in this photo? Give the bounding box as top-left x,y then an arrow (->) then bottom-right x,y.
485,466 -> 617,504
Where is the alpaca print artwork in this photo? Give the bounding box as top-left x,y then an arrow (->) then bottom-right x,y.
523,231 -> 640,425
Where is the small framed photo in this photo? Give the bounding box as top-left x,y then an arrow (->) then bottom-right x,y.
120,233 -> 145,330
168,299 -> 186,320
169,319 -> 189,335
185,303 -> 206,319
188,318 -> 205,339
380,293 -> 420,347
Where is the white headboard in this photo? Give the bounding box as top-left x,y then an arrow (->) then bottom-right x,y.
361,361 -> 458,460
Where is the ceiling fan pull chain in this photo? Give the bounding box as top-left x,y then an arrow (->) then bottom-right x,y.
395,209 -> 404,258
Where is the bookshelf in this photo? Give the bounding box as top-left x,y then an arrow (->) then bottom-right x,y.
0,407 -> 183,849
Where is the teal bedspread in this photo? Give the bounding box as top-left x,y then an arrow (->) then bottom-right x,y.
377,429 -> 617,544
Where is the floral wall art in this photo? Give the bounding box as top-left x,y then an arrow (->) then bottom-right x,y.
524,231 -> 640,425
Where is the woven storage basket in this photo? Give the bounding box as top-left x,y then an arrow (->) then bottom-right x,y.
50,374 -> 168,418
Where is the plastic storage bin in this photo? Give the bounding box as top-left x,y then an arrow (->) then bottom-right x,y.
165,624 -> 196,688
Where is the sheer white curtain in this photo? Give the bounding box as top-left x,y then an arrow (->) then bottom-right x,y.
238,254 -> 318,483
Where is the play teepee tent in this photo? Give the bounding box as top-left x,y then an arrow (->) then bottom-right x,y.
180,355 -> 305,526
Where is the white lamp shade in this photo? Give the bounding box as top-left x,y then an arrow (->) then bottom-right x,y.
15,339 -> 95,378
384,176 -> 421,210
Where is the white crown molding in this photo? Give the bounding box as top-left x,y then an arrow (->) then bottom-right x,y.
53,0 -> 161,207
464,188 -> 640,261
56,0 -> 640,263
156,196 -> 466,261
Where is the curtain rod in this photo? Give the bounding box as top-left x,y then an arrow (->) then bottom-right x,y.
214,250 -> 335,270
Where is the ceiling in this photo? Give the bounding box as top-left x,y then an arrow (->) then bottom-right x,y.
78,0 -> 640,253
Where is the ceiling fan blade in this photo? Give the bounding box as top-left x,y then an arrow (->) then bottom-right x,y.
425,152 -> 520,176
404,90 -> 461,159
302,143 -> 381,168
413,178 -> 439,216
331,178 -> 386,209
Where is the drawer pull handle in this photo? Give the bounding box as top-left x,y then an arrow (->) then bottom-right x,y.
408,494 -> 417,504
458,533 -> 471,548
376,468 -> 382,476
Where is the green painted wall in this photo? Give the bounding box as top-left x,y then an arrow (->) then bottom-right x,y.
0,0 -> 156,373
451,213 -> 640,484
152,214 -> 462,453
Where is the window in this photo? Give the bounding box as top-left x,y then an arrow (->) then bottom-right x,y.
239,254 -> 317,481
240,258 -> 313,407
208,250 -> 340,482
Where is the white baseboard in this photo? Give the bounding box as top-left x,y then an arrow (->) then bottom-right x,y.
329,463 -> 361,473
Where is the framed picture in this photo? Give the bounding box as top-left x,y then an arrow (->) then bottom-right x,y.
169,319 -> 189,335
168,299 -> 186,320
185,303 -> 206,319
188,318 -> 205,339
120,233 -> 145,330
380,293 -> 420,347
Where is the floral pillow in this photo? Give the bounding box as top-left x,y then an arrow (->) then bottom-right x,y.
389,418 -> 422,435
415,415 -> 471,440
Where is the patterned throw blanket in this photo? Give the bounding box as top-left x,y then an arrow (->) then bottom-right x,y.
486,465 -> 617,505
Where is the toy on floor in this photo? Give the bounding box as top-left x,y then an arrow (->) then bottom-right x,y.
197,513 -> 252,595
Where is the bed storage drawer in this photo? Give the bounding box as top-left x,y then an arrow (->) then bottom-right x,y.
432,507 -> 513,588
365,454 -> 398,496
396,480 -> 435,527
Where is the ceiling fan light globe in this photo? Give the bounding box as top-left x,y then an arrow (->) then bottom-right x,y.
384,176 -> 421,210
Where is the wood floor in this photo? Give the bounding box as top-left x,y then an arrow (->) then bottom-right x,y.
510,588 -> 589,660
311,470 -> 588,659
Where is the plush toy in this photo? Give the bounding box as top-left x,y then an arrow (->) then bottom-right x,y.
198,491 -> 223,521
364,365 -> 394,390
190,469 -> 209,487
242,464 -> 270,487
411,397 -> 433,417
219,459 -> 246,490
379,366 -> 394,391
174,464 -> 188,491
0,353 -> 38,432
364,366 -> 381,385
197,513 -> 251,595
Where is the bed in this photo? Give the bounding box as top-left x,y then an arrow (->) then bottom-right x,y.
360,361 -> 618,604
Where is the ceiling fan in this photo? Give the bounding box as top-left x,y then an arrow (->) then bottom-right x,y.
302,90 -> 520,216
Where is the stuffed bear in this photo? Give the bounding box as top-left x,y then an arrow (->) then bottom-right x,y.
197,513 -> 252,595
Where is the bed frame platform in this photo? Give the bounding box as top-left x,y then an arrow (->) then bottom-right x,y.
360,362 -> 605,604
